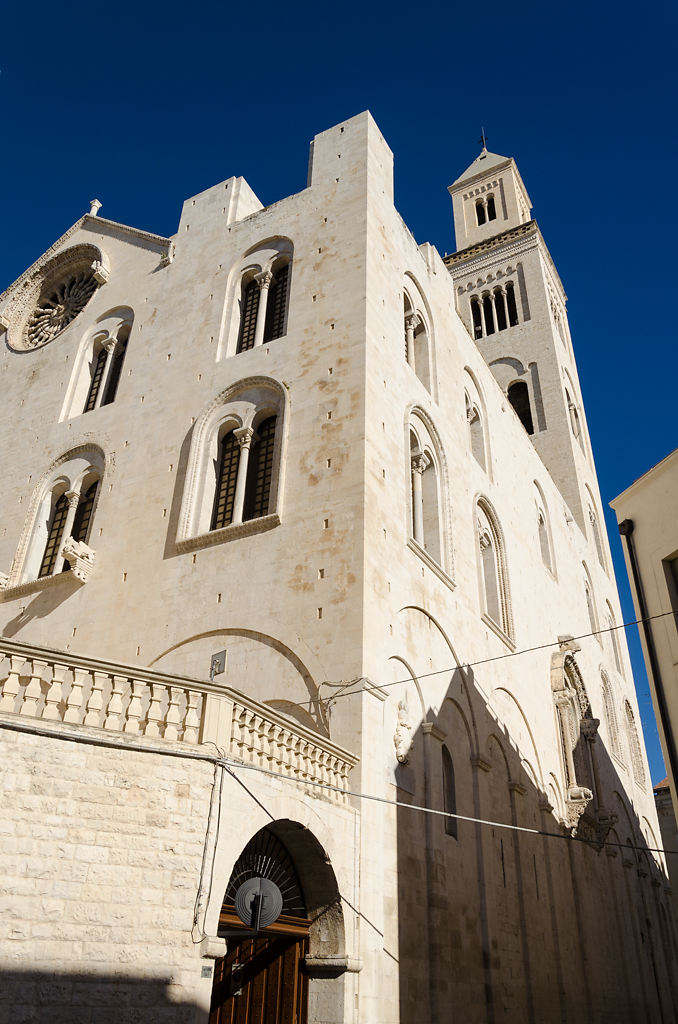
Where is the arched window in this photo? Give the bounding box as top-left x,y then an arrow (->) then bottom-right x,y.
63,309 -> 133,420
625,700 -> 646,787
482,294 -> 495,335
583,565 -> 600,642
177,379 -> 285,550
588,502 -> 607,571
505,282 -> 519,327
442,745 -> 457,838
38,493 -> 69,578
607,602 -> 623,674
471,297 -> 483,340
538,511 -> 551,570
407,411 -> 450,574
507,380 -> 534,435
403,283 -> 432,393
477,500 -> 513,640
565,385 -> 585,452
601,672 -> 622,760
6,446 -> 105,590
486,195 -> 496,221
493,287 -> 508,331
410,435 -> 441,564
232,240 -> 293,357
209,416 -> 278,531
476,200 -> 486,226
466,394 -> 486,471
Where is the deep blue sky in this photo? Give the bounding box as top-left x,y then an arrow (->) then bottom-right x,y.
2,0 -> 676,781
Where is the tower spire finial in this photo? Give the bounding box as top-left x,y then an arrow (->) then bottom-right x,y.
477,127 -> 488,152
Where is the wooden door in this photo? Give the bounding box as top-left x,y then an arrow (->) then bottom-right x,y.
210,927 -> 309,1024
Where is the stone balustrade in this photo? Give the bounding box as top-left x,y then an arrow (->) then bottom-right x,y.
0,637 -> 357,803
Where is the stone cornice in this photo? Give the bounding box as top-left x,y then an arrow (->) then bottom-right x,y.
0,215 -> 172,306
444,220 -> 567,303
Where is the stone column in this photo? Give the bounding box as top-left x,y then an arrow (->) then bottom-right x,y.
56,489 -> 81,572
231,427 -> 256,525
94,336 -> 120,409
410,452 -> 429,546
404,313 -> 420,369
252,271 -> 273,349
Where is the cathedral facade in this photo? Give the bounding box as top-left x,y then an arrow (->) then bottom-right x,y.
0,112 -> 675,1023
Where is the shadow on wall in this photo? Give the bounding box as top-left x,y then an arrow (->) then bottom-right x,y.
0,968 -> 206,1024
394,663 -> 678,1024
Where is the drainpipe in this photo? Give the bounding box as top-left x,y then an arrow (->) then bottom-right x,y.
618,519 -> 678,794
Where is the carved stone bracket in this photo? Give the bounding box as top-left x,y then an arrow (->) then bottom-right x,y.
563,785 -> 593,834
61,537 -> 95,583
91,259 -> 110,285
160,242 -> 176,268
0,573 -> 8,591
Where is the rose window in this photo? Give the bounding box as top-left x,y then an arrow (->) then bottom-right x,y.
25,270 -> 98,348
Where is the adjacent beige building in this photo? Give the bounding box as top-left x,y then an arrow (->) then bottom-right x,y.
1,112 -> 676,1023
612,450 -> 678,824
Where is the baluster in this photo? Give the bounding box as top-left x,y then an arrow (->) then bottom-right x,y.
164,686 -> 182,741
144,683 -> 166,737
263,721 -> 276,767
21,659 -> 48,717
124,680 -> 145,733
183,691 -> 201,744
84,671 -> 107,727
0,655 -> 26,713
270,725 -> 283,769
64,667 -> 88,723
243,710 -> 256,761
105,675 -> 127,731
278,727 -> 291,775
43,663 -> 69,721
291,736 -> 302,779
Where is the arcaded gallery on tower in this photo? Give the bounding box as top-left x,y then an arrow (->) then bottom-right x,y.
1,112 -> 675,1023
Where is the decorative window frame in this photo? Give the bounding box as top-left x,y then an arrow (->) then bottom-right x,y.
176,376 -> 287,552
60,306 -> 134,421
218,237 -> 293,361
405,406 -> 454,588
475,495 -> 515,648
403,274 -> 437,399
534,480 -> 556,578
0,243 -> 109,352
1,444 -> 105,598
463,367 -> 490,477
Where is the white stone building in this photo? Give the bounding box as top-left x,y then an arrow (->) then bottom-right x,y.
0,112 -> 675,1023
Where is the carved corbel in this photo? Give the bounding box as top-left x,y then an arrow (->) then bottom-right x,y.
160,242 -> 176,268
91,259 -> 110,285
61,537 -> 96,583
0,572 -> 8,591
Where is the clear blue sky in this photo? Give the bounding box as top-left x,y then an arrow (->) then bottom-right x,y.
2,0 -> 676,781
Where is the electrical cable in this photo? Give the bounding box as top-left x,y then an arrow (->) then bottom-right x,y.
287,608 -> 678,709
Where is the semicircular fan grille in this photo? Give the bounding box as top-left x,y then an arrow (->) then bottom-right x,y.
223,826 -> 306,919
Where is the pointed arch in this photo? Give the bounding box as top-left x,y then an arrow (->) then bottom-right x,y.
475,495 -> 514,644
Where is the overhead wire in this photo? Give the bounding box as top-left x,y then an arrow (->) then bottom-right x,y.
288,608 -> 677,709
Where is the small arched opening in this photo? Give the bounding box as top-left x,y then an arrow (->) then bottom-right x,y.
211,820 -> 346,1024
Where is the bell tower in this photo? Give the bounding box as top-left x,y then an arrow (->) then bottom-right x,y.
445,144 -> 601,536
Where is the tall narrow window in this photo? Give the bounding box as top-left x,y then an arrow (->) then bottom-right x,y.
601,673 -> 621,759
494,288 -> 508,331
608,607 -> 622,673
211,431 -> 240,530
102,331 -> 128,406
506,282 -> 519,327
38,493 -> 69,578
442,745 -> 457,838
71,482 -> 98,544
477,501 -> 512,640
466,395 -> 486,471
589,505 -> 606,570
236,279 -> 260,353
538,511 -> 551,570
476,200 -> 486,226
585,579 -> 597,637
507,381 -> 534,434
471,298 -> 483,339
482,295 -> 495,335
486,195 -> 496,221
84,347 -> 108,413
263,265 -> 289,342
625,701 -> 645,787
244,416 -> 276,521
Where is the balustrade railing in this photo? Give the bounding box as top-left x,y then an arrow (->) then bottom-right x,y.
0,637 -> 356,803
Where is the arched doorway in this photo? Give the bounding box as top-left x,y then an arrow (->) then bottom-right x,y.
210,821 -> 345,1024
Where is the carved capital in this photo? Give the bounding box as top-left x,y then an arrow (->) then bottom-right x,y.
580,716 -> 600,741
65,489 -> 81,511
410,452 -> 430,476
255,270 -> 273,291
61,537 -> 95,583
233,426 -> 256,450
103,336 -> 119,355
404,312 -> 421,334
